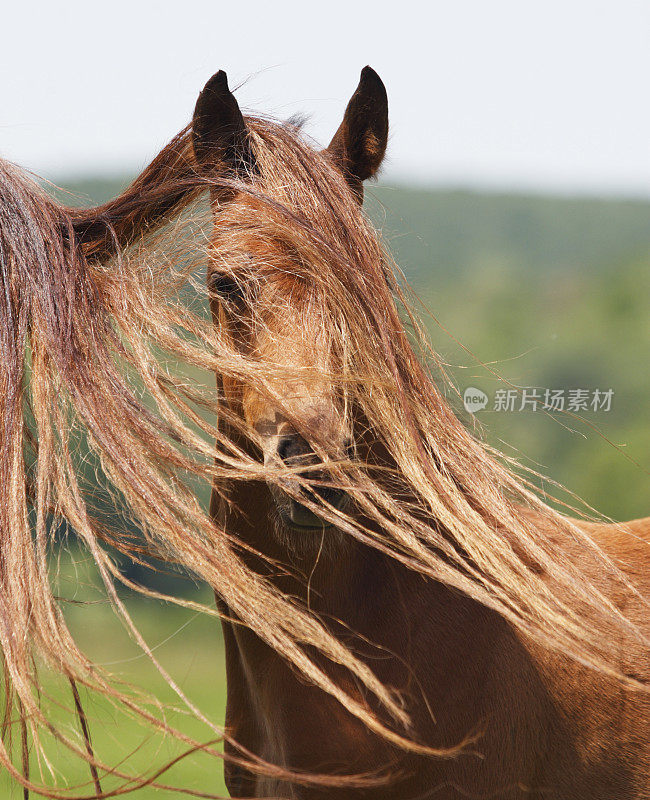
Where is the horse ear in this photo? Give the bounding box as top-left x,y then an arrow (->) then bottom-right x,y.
326,66 -> 388,201
192,70 -> 255,174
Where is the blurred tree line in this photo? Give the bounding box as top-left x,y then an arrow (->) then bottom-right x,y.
365,185 -> 649,521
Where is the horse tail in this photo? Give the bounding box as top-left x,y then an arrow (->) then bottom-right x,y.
68,124 -> 203,261
0,143 -> 213,796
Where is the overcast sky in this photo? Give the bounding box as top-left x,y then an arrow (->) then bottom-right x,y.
2,0 -> 649,195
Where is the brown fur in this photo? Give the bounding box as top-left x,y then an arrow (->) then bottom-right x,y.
218,498 -> 650,798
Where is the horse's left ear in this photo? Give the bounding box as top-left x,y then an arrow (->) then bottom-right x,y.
192,70 -> 255,175
326,66 -> 388,201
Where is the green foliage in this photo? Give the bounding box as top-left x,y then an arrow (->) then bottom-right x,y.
365,185 -> 650,521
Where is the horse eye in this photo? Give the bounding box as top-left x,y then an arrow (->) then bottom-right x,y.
209,272 -> 244,302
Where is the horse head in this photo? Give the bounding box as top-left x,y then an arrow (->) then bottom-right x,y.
191,68 -> 389,534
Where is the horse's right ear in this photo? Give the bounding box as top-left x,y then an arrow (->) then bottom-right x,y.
192,71 -> 255,175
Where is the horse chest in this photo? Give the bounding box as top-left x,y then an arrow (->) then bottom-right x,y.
221,583 -> 541,798
221,587 -> 650,799
234,626 -> 391,760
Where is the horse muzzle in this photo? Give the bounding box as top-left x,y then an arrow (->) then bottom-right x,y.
268,432 -> 350,530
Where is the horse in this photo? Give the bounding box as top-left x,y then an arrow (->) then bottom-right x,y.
1,67 -> 649,799
188,69 -> 650,797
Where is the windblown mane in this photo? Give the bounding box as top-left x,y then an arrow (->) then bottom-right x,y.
0,115 -> 647,797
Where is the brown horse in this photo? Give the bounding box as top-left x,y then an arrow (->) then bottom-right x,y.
2,68 -> 649,799
189,69 -> 650,798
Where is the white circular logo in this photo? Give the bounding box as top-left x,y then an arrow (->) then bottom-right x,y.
463,387 -> 488,413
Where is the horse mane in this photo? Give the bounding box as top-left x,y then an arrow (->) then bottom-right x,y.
0,113 -> 648,796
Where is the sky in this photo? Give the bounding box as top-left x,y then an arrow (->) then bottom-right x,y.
2,0 -> 649,195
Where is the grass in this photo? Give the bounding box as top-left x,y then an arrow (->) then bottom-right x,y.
0,549 -> 228,798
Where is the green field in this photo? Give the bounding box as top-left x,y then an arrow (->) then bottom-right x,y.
1,549 -> 228,798
8,176 -> 648,797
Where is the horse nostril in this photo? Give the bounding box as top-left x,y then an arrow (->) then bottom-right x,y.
272,433 -> 350,524
313,485 -> 346,509
276,434 -> 313,464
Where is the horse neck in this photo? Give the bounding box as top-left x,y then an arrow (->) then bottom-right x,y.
216,474 -> 504,657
